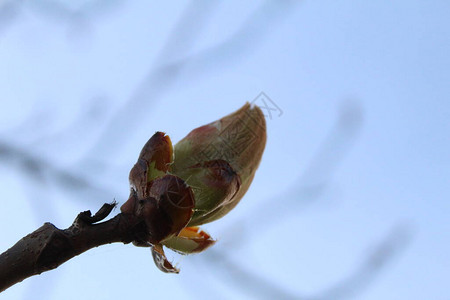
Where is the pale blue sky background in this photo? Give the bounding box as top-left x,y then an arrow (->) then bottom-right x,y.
0,1 -> 449,299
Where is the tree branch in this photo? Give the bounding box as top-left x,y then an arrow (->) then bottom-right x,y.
0,202 -> 145,292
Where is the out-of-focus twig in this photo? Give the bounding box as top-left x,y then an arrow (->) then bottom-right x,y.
0,141 -> 114,204
84,1 -> 297,163
27,0 -> 124,24
315,224 -> 414,300
162,0 -> 298,81
198,224 -> 413,300
0,0 -> 21,35
83,0 -> 219,163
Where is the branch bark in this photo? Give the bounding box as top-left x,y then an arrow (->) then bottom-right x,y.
0,203 -> 145,292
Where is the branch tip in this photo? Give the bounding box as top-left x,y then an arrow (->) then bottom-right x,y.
77,202 -> 117,225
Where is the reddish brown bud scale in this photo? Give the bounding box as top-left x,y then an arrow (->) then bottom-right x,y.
138,131 -> 173,173
149,175 -> 194,239
128,132 -> 173,200
152,244 -> 179,274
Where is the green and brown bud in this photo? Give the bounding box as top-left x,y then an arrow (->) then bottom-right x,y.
171,102 -> 266,225
123,103 -> 266,273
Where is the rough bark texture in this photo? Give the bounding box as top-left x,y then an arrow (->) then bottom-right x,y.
0,203 -> 145,292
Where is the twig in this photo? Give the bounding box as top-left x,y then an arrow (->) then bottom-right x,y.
0,202 -> 147,293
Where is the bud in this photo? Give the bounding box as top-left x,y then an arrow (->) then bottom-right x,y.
123,103 -> 266,273
171,102 -> 266,225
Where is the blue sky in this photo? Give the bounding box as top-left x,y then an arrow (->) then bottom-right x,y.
0,1 -> 449,299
